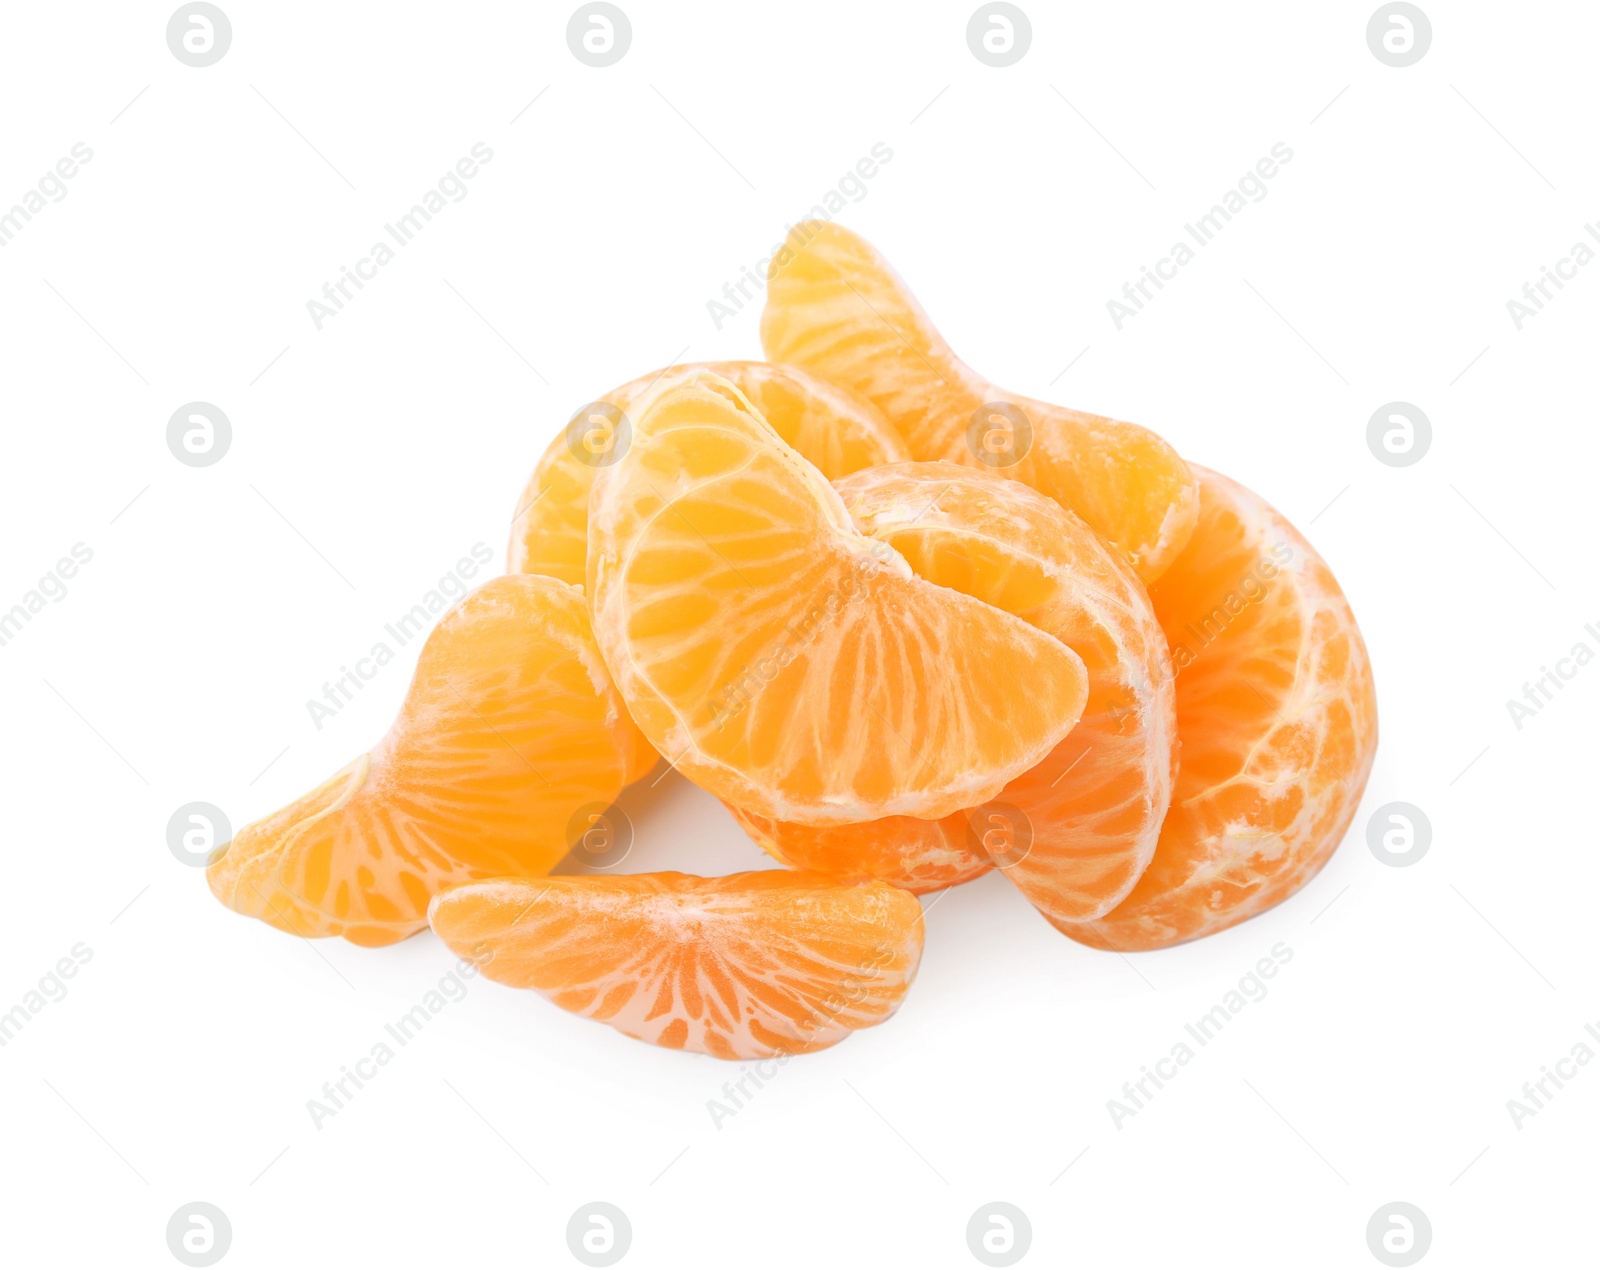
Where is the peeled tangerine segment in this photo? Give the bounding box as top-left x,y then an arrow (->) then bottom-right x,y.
203,762 -> 367,942
428,872 -> 924,1060
762,221 -> 1199,583
1068,467 -> 1378,951
727,799 -> 991,896
732,462 -> 1176,922
586,372 -> 1090,826
207,574 -> 642,946
510,361 -> 908,783
508,360 -> 910,586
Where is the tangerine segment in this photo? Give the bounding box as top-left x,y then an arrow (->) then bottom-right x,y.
206,758 -> 363,934
586,373 -> 1091,826
761,221 -> 1199,583
208,575 -> 638,946
205,762 -> 366,941
428,872 -> 924,1059
1069,467 -> 1378,951
507,360 -> 909,587
727,800 -> 992,895
730,463 -> 1176,916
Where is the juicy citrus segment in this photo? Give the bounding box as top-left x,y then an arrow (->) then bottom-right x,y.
509,362 -> 900,784
207,574 -> 639,946
727,801 -> 992,894
761,221 -> 1199,583
205,760 -> 365,941
586,373 -> 1091,825
614,713 -> 660,784
849,463 -> 1175,919
732,462 -> 1176,917
507,360 -> 909,586
1069,467 -> 1378,951
722,361 -> 912,479
428,872 -> 925,1059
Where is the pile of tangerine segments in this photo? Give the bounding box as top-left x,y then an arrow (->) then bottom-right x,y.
208,222 -> 1377,1061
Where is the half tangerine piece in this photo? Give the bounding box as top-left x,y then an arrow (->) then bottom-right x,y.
429,871 -> 925,1060
207,574 -> 647,946
762,221 -> 1199,583
1068,466 -> 1378,950
731,462 -> 1176,920
586,372 -> 1090,826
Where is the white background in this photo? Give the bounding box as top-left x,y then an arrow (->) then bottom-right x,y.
1,1 -> 1594,1266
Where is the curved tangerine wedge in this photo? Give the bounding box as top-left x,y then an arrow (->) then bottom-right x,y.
762,221 -> 1199,583
511,361 -> 908,784
207,574 -> 643,946
508,360 -> 909,587
1068,467 -> 1378,951
587,372 -> 1090,826
428,871 -> 924,1059
728,800 -> 990,895
731,462 -> 1176,920
204,763 -> 362,941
